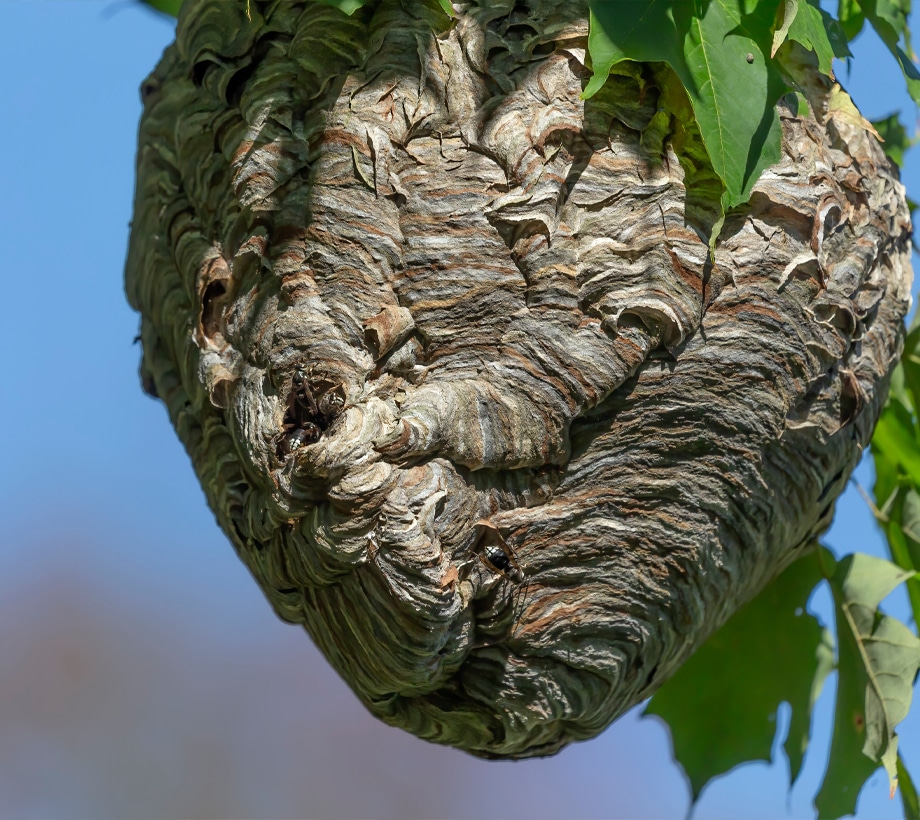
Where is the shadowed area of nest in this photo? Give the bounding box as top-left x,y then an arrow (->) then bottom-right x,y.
276,367 -> 347,456
125,0 -> 911,758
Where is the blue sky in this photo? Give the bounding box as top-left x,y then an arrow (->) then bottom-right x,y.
0,2 -> 917,817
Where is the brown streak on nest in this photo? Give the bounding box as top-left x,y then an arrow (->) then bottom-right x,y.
126,0 -> 912,759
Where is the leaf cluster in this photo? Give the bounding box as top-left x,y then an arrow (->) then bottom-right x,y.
584,0 -> 918,239
648,546 -> 920,818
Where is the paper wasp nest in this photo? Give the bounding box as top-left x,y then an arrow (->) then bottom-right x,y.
126,0 -> 912,757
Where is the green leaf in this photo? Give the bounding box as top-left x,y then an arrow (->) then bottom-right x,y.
834,552 -> 915,614
878,488 -> 920,625
815,618 -> 879,815
640,109 -> 673,157
645,549 -> 826,802
901,325 -> 920,418
858,0 -> 920,103
872,443 -> 902,520
315,0 -> 453,16
885,362 -> 917,426
890,45 -> 920,104
838,0 -> 867,40
586,0 -> 786,217
584,2 -> 682,100
772,0 -> 799,57
900,490 -> 920,552
670,0 -> 786,212
315,0 -> 452,20
873,407 -> 920,489
823,8 -> 857,59
899,754 -> 920,820
140,0 -> 185,16
862,0 -> 912,48
816,553 -> 920,816
315,0 -> 372,13
869,382 -> 916,614
785,0 -> 851,75
895,489 -> 920,574
787,91 -> 812,119
827,84 -> 885,140
786,625 -> 836,785
871,112 -> 914,167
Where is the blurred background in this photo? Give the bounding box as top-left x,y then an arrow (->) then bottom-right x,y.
1,2 -> 919,817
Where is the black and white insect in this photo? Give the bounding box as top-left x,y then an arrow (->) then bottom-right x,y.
275,364 -> 346,458
280,423 -> 321,454
480,540 -> 525,584
467,521 -> 533,644
292,367 -> 346,422
472,522 -> 525,585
